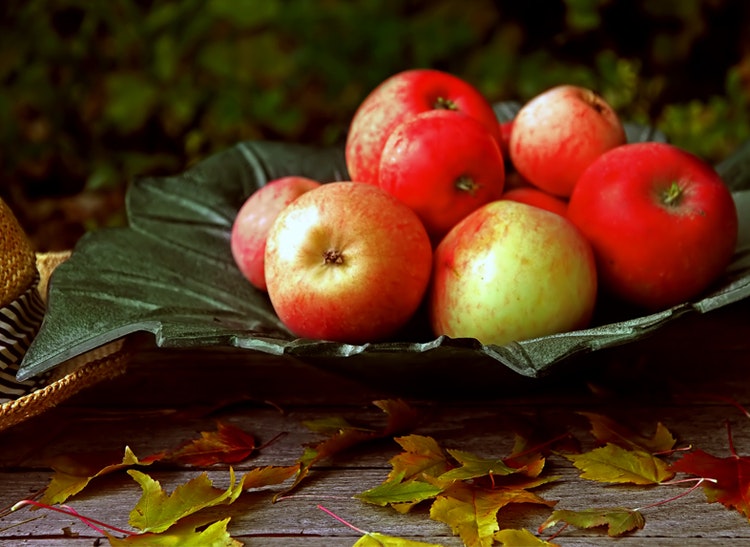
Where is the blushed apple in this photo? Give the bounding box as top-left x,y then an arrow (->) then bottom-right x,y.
567,141 -> 739,310
498,119 -> 513,162
231,176 -> 321,291
510,85 -> 626,197
502,187 -> 568,217
345,68 -> 502,186
430,200 -> 597,346
378,109 -> 505,242
264,181 -> 433,343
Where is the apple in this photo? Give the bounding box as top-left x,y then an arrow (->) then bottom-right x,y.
502,169 -> 534,192
501,187 -> 568,217
567,141 -> 739,310
498,119 -> 513,162
231,176 -> 321,291
345,68 -> 502,186
378,109 -> 505,241
430,200 -> 597,346
264,181 -> 433,343
510,85 -> 626,197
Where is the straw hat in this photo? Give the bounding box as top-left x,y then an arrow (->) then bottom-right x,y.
0,199 -> 130,432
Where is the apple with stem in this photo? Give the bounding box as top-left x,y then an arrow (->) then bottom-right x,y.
231,176 -> 321,291
345,68 -> 501,186
430,200 -> 597,346
510,85 -> 626,197
378,109 -> 505,242
567,141 -> 739,310
265,181 -> 433,343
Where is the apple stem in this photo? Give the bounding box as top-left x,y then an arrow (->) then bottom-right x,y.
455,176 -> 479,196
662,181 -> 684,207
589,93 -> 606,114
323,249 -> 344,265
433,96 -> 458,111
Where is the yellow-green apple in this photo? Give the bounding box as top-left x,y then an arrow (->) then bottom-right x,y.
510,85 -> 626,197
231,176 -> 320,291
345,68 -> 501,186
378,109 -> 505,242
264,181 -> 433,343
430,200 -> 597,346
567,142 -> 739,310
501,187 -> 568,217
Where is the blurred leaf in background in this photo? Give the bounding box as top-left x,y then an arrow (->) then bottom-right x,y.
0,0 -> 748,250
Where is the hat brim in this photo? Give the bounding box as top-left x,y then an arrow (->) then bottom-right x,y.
0,251 -> 130,432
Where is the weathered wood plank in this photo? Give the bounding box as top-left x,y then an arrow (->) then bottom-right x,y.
0,538 -> 745,546
1,298 -> 749,544
2,461 -> 749,543
2,399 -> 748,469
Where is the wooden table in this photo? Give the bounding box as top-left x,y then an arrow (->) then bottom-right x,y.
1,298 -> 750,546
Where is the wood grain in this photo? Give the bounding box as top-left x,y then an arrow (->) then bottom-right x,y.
1,298 -> 749,545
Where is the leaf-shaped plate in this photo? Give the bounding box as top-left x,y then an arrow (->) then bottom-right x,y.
17,121 -> 750,387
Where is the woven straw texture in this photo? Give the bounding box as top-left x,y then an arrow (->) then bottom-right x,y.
0,198 -> 37,305
0,337 -> 129,432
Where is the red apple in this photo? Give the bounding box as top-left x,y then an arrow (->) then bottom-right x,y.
430,200 -> 597,346
510,85 -> 626,197
502,187 -> 568,217
498,119 -> 513,161
502,169 -> 534,192
264,181 -> 433,343
231,176 -> 320,291
345,68 -> 502,186
567,142 -> 739,310
378,109 -> 505,241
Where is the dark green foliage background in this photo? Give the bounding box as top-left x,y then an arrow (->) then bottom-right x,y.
1,0 -> 749,249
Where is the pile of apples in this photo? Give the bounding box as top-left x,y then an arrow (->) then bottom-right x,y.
231,68 -> 739,347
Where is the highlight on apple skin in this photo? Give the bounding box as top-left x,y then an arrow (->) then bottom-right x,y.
264,181 -> 434,344
429,200 -> 598,347
378,108 -> 505,242
345,68 -> 502,186
567,141 -> 739,311
231,176 -> 321,292
510,84 -> 626,198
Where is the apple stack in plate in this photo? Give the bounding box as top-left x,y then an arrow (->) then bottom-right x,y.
229,69 -> 739,348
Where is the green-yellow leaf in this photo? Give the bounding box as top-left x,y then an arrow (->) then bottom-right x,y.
565,443 -> 675,485
353,531 -> 445,546
429,494 -> 501,547
539,507 -> 646,537
429,482 -> 555,547
357,473 -> 444,507
41,446 -> 160,506
389,435 -> 451,482
439,449 -> 518,481
106,516 -> 241,546
494,528 -> 560,546
578,412 -> 677,453
127,468 -> 238,533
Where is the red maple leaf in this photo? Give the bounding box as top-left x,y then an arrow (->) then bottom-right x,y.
670,422 -> 750,520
